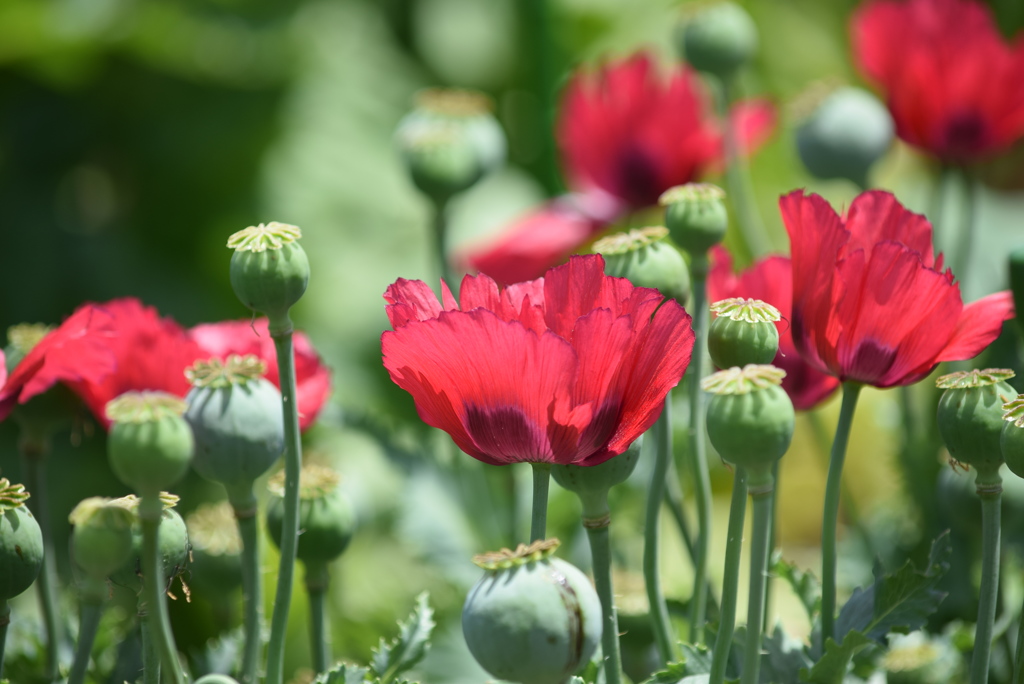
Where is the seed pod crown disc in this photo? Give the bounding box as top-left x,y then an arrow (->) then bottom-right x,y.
936,369 -> 1017,474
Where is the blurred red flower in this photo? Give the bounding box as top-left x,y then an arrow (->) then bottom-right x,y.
0,305 -> 118,421
707,246 -> 840,410
852,0 -> 1024,162
382,254 -> 695,466
189,319 -> 332,431
781,190 -> 1014,387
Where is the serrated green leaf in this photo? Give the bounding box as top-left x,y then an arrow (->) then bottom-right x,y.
369,592 -> 436,684
835,532 -> 951,644
761,625 -> 813,684
799,631 -> 872,684
680,643 -> 713,674
642,661 -> 688,683
314,661 -> 370,684
773,557 -> 821,622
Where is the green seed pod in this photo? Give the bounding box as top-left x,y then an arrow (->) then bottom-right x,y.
936,369 -> 1017,477
679,2 -> 759,82
184,355 -> 284,504
106,392 -> 194,499
552,440 -> 641,518
396,89 -> 506,205
593,227 -> 690,302
265,464 -> 354,567
186,501 -> 243,595
708,298 -> 781,369
659,184 -> 728,257
703,365 -> 794,485
1009,247 -> 1024,333
0,479 -> 44,602
462,539 -> 602,684
882,631 -> 963,684
109,493 -> 190,593
1000,397 -> 1024,480
69,497 -> 135,581
227,222 -> 309,325
795,86 -> 893,189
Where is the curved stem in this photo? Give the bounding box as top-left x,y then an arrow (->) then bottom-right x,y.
20,443 -> 62,682
688,259 -> 712,643
68,599 -> 103,684
584,505 -> 623,684
140,608 -> 159,684
266,318 -> 304,684
717,78 -> 770,258
709,469 -> 748,684
140,500 -> 185,684
644,403 -> 677,664
530,463 -> 552,542
233,496 -> 262,684
821,382 -> 863,645
0,600 -> 9,680
741,478 -> 774,684
971,470 -> 1002,684
305,563 -> 331,674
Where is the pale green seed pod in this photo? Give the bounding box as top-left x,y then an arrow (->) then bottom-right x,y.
186,501 -> 244,595
227,222 -> 309,324
708,298 -> 781,369
266,464 -> 354,567
594,227 -> 690,302
679,2 -> 758,82
109,493 -> 190,593
0,479 -> 44,602
462,540 -> 602,684
659,184 -> 728,257
936,369 -> 1017,476
106,392 -> 194,499
69,497 -> 135,581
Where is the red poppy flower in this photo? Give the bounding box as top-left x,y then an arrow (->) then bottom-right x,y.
382,254 -> 695,466
781,190 -> 1014,388
707,246 -> 840,410
0,305 -> 118,421
68,298 -> 203,427
558,52 -> 776,209
189,319 -> 332,431
852,0 -> 1024,162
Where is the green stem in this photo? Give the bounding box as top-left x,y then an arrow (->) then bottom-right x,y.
432,198 -> 455,290
140,500 -> 184,684
763,460 -> 779,634
140,608 -> 159,684
971,470 -> 1002,684
688,258 -> 712,643
821,382 -> 863,645
266,319 -> 304,684
929,164 -> 952,231
68,599 -> 103,684
583,500 -> 623,684
950,169 -> 977,292
0,600 -> 9,680
717,78 -> 770,258
530,463 -> 552,542
741,476 -> 775,684
305,563 -> 331,674
709,469 -> 748,684
664,463 -> 720,616
19,443 -> 62,682
522,0 -> 561,196
233,496 -> 262,684
1013,594 -> 1024,683
643,403 -> 677,664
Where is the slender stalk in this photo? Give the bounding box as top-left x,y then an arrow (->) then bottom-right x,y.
140,500 -> 184,684
951,170 -> 978,291
688,258 -> 712,643
643,404 -> 677,664
1013,594 -> 1024,684
664,464 -> 720,616
140,608 -> 159,684
717,78 -> 770,258
583,506 -> 623,684
929,164 -> 952,231
0,600 -> 9,680
530,463 -> 552,542
763,460 -> 779,634
709,469 -> 748,684
522,0 -> 561,196
305,563 -> 331,674
741,478 -> 775,684
821,382 -> 863,645
233,498 -> 262,684
266,318 -> 304,684
19,440 -> 62,682
971,470 -> 1002,684
68,599 -> 103,684
432,198 -> 454,290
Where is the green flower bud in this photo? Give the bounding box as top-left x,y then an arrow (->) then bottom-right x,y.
593,227 -> 690,302
552,440 -> 641,520
795,86 -> 893,189
106,392 -> 194,499
186,501 -> 243,595
396,89 -> 506,205
462,539 -> 602,684
882,631 -> 962,684
184,355 -> 284,504
1009,247 -> 1024,333
266,464 -> 354,567
703,365 -> 794,486
679,2 -> 758,82
0,479 -> 43,602
936,369 -> 1017,478
227,222 -> 309,326
69,497 -> 135,581
109,493 -> 190,594
708,298 -> 780,369
659,184 -> 728,257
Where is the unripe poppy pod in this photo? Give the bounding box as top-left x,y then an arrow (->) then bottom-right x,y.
1000,397 -> 1024,480
69,497 -> 135,581
266,464 -> 354,567
228,222 -> 309,325
936,369 -> 1017,475
462,539 -> 602,684
106,392 -> 194,499
594,227 -> 690,302
186,501 -> 244,595
679,1 -> 758,82
108,493 -> 190,594
659,183 -> 728,257
708,298 -> 781,369
0,479 -> 43,603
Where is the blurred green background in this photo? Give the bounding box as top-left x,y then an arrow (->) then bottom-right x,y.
2,0 -> 1024,682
